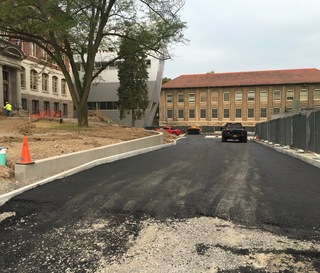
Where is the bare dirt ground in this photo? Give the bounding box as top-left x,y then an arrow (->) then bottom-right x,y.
0,114 -> 174,194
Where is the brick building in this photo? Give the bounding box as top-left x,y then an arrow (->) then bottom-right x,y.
160,68 -> 320,130
1,38 -> 73,117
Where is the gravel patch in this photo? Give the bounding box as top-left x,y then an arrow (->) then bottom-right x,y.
96,217 -> 320,272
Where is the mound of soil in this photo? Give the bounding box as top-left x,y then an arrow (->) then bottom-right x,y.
0,115 -> 175,194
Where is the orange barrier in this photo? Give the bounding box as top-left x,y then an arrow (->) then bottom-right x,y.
18,136 -> 34,164
30,109 -> 61,119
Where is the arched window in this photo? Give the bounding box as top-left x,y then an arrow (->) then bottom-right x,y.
30,70 -> 38,90
61,79 -> 67,95
42,73 -> 49,92
52,76 -> 58,94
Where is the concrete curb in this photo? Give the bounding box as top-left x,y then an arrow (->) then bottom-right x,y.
0,140 -> 176,206
252,139 -> 320,169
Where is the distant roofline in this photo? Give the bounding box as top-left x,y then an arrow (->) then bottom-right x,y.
162,68 -> 320,89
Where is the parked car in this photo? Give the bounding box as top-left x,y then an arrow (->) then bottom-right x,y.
154,126 -> 184,136
221,122 -> 247,142
187,125 -> 201,134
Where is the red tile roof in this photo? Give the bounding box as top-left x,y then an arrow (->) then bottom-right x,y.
162,68 -> 320,89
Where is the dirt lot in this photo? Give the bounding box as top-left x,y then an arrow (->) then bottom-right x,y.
0,114 -> 174,194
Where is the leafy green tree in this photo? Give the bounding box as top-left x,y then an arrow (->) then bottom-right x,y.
117,37 -> 149,127
0,0 -> 186,127
162,77 -> 171,84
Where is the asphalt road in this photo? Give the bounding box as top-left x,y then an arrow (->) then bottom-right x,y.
1,135 -> 320,272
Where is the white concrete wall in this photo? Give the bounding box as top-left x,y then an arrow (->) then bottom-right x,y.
15,132 -> 164,182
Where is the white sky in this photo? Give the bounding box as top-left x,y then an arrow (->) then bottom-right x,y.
163,0 -> 320,79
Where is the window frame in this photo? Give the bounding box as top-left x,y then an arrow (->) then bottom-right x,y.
248,108 -> 254,118
300,89 -> 308,101
235,91 -> 242,102
286,90 -> 294,101
273,90 -> 281,101
189,93 -> 195,103
260,90 -> 268,102
223,92 -> 230,102
248,91 -> 255,101
166,94 -> 173,103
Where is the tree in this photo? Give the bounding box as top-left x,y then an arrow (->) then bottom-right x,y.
117,37 -> 149,127
0,0 -> 186,127
162,77 -> 171,84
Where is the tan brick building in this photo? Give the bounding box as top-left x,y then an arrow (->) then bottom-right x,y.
160,68 -> 320,129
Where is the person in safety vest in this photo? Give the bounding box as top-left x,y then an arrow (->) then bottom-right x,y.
4,102 -> 12,117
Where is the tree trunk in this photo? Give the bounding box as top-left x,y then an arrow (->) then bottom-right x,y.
77,104 -> 89,127
131,109 -> 135,127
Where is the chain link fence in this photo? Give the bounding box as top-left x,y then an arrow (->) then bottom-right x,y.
255,109 -> 320,154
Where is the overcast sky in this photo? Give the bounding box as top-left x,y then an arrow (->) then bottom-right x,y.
163,0 -> 320,79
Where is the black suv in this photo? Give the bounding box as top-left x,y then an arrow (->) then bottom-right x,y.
221,123 -> 247,142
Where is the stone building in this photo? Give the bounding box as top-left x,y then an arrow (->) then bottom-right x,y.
1,38 -> 73,117
160,68 -> 320,130
19,42 -> 73,117
0,39 -> 25,111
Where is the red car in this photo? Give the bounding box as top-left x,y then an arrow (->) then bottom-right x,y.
154,126 -> 184,136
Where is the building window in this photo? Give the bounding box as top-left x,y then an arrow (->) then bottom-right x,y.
287,90 -> 294,100
167,109 -> 173,118
248,91 -> 255,101
29,42 -> 37,57
200,109 -> 206,118
200,92 -> 207,103
44,101 -> 50,111
100,102 -> 107,109
286,107 -> 292,112
42,73 -> 49,92
273,90 -> 281,101
223,92 -> 230,102
235,91 -> 242,102
21,98 -> 27,110
30,69 -> 38,90
248,108 -> 254,118
212,108 -> 218,118
178,93 -> 184,103
16,39 -> 23,49
260,91 -> 267,101
54,102 -> 59,112
166,94 -> 173,103
300,89 -> 308,100
63,103 -> 68,117
41,49 -> 48,61
61,79 -> 67,95
273,107 -> 280,114
223,108 -> 229,118
211,92 -> 218,102
315,89 -> 320,100
261,108 -> 267,118
20,67 -> 26,88
235,108 -> 242,118
52,76 -> 58,93
32,100 -> 39,114
106,102 -> 118,110
178,109 -> 184,119
189,93 -> 195,103
189,109 -> 195,118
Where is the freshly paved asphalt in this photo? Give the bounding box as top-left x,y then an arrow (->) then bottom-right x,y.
0,135 -> 320,272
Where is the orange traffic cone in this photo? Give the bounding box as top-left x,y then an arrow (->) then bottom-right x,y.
18,136 -> 34,164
